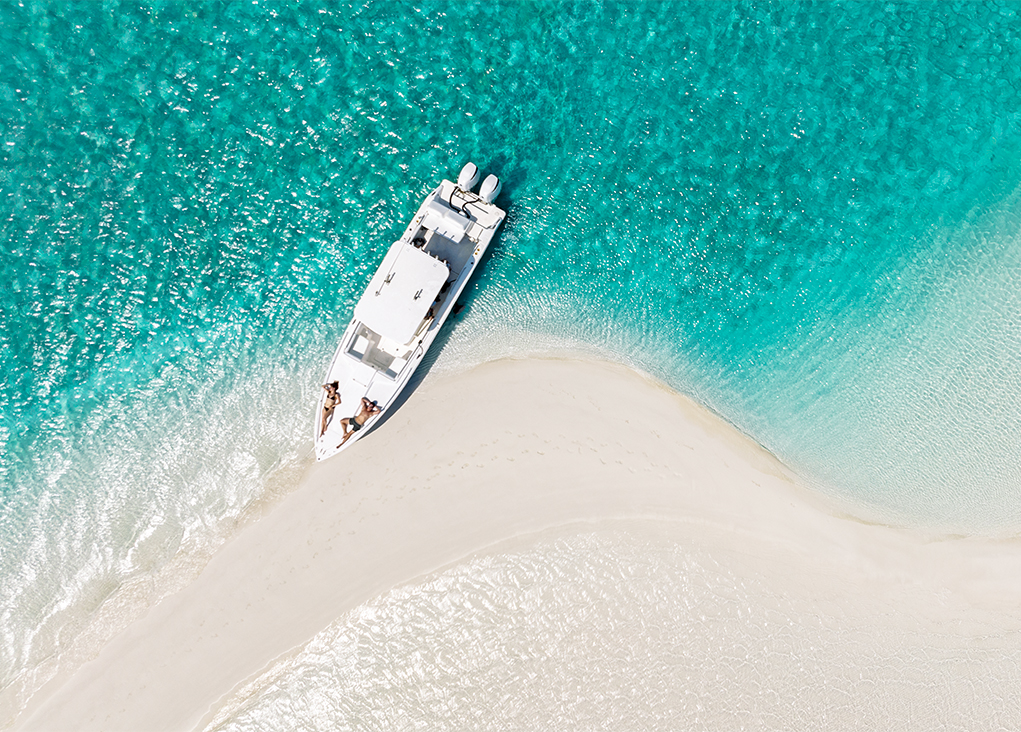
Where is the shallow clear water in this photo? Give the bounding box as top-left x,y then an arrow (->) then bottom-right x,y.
2,0 -> 1021,720
204,529 -> 1021,731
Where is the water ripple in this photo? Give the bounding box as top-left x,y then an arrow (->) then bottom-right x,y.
3,0 -> 1021,719
205,530 -> 1021,732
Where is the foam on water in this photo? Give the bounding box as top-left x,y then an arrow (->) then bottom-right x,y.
3,0 -> 1021,719
203,528 -> 1021,731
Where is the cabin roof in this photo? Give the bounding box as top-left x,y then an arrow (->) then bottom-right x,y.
354,242 -> 449,344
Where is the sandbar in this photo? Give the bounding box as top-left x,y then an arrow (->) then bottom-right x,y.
13,357 -> 1021,730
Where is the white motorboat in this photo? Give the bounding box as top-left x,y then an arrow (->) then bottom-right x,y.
313,162 -> 506,461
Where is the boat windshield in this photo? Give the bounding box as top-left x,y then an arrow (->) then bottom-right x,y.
347,324 -> 412,377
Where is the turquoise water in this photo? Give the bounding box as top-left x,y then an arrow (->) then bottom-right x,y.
3,0 -> 1021,720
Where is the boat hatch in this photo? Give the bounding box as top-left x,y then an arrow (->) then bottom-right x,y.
353,242 -> 449,344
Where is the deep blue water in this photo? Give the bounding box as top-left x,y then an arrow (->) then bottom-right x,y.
2,0 -> 1021,718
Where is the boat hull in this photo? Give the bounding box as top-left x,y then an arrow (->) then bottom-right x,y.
314,173 -> 505,461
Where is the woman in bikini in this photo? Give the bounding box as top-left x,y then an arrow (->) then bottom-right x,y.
320,381 -> 340,437
337,397 -> 381,447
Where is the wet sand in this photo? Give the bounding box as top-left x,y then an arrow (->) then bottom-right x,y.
15,357 -> 1021,731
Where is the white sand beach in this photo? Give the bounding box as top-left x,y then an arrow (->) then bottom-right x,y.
14,357 -> 1021,730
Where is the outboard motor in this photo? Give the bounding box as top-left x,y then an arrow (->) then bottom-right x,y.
479,174 -> 501,203
457,162 -> 480,192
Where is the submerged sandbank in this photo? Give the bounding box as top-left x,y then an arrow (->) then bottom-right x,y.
15,357 -> 1021,731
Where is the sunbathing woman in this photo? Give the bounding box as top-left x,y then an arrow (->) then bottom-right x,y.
337,397 -> 381,447
320,382 -> 340,437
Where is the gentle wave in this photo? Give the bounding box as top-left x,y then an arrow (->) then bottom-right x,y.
204,529 -> 1021,731
3,0 -> 1021,720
